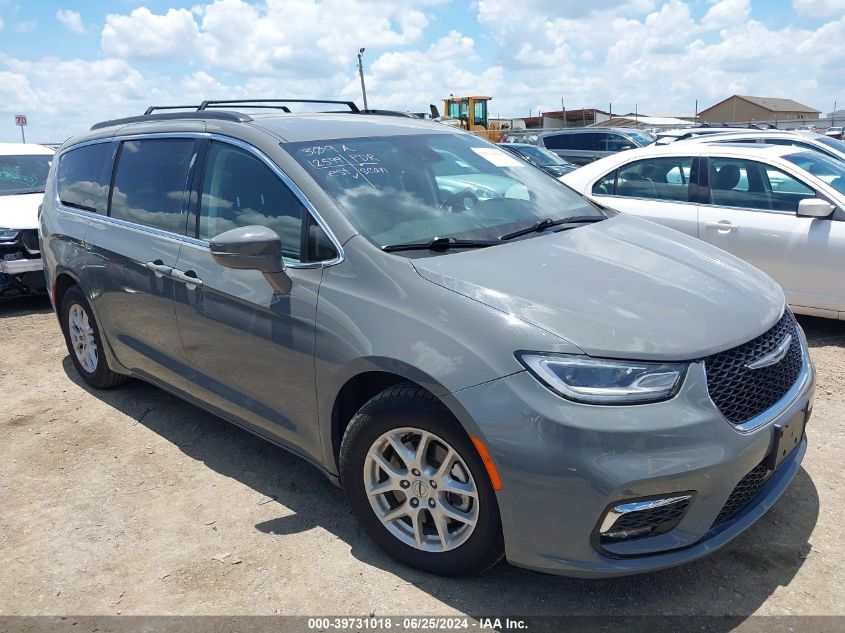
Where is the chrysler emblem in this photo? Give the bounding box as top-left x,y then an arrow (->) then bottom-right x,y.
745,334 -> 792,370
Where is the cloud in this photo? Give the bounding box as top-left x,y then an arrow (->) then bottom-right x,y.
56,9 -> 85,34
98,0 -> 431,77
3,1 -> 845,142
792,0 -> 845,17
701,0 -> 750,30
101,8 -> 199,60
14,21 -> 37,33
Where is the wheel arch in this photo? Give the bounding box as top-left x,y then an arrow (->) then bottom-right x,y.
52,268 -> 85,316
325,360 -> 476,474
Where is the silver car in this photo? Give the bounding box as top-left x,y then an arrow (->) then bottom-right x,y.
563,142 -> 845,320
674,129 -> 845,163
40,102 -> 814,577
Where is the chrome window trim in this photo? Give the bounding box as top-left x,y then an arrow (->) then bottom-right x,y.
592,194 -> 699,207
698,203 -> 798,216
54,132 -> 345,269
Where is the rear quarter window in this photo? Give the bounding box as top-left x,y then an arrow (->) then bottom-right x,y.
57,143 -> 116,213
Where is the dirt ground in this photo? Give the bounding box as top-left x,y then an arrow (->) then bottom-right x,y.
1,296 -> 844,622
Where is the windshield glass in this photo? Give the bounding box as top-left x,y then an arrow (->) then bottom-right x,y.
511,145 -> 569,166
0,154 -> 52,196
627,131 -> 655,146
816,136 -> 845,155
285,133 -> 599,248
785,152 -> 845,196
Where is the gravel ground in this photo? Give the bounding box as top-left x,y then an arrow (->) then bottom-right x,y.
1,296 -> 843,622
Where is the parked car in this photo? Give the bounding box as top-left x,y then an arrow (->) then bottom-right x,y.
0,143 -> 53,298
674,130 -> 845,163
824,127 -> 843,140
562,142 -> 845,319
42,102 -> 814,578
497,142 -> 577,177
535,127 -> 654,166
430,147 -> 529,210
655,124 -> 781,144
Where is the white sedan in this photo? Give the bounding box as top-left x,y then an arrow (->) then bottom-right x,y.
561,142 -> 845,319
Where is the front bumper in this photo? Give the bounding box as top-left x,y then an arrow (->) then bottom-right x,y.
1,231 -> 46,297
445,343 -> 815,577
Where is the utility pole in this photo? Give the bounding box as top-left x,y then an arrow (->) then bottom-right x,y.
357,48 -> 369,111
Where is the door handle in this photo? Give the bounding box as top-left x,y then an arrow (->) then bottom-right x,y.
705,220 -> 737,231
171,268 -> 203,289
144,260 -> 172,278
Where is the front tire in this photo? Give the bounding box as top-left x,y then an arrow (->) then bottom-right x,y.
60,285 -> 127,389
340,383 -> 504,576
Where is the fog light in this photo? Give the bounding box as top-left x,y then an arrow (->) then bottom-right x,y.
599,494 -> 693,543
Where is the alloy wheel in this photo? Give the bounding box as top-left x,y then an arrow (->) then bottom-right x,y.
363,427 -> 479,552
68,303 -> 98,374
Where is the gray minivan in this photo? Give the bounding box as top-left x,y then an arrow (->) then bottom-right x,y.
40,100 -> 815,578
538,127 -> 654,166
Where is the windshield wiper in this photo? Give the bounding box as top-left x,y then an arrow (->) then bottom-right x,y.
499,215 -> 605,241
383,236 -> 497,253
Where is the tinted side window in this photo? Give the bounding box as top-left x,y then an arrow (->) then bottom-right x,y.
199,142 -> 306,261
543,134 -> 575,150
612,157 -> 694,202
57,143 -> 116,213
707,158 -> 815,212
592,169 -> 617,195
606,134 -> 636,152
111,139 -> 195,234
585,133 -> 608,151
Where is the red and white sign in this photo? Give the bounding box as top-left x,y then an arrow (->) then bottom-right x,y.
15,115 -> 28,126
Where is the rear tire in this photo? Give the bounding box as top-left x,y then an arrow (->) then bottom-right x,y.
340,382 -> 504,576
59,285 -> 127,389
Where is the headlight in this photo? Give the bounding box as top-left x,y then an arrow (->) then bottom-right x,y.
473,187 -> 497,200
0,228 -> 20,241
517,353 -> 688,404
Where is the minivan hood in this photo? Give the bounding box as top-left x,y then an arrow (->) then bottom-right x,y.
412,215 -> 785,361
0,192 -> 43,229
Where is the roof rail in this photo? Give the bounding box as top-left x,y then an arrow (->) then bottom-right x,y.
144,105 -> 201,115
197,99 -> 359,113
91,110 -> 252,131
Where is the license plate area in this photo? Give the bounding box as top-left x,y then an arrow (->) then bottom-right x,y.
766,408 -> 807,471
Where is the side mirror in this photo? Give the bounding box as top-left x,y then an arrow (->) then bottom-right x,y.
209,225 -> 285,273
797,198 -> 835,218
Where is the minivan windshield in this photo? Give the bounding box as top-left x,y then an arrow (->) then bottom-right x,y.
510,145 -> 571,166
0,154 -> 52,196
785,152 -> 845,195
285,133 -> 599,248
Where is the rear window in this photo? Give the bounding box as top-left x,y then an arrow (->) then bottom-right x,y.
0,153 -> 52,196
57,144 -> 115,213
110,139 -> 196,234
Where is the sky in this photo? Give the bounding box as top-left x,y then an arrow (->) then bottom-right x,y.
0,0 -> 843,142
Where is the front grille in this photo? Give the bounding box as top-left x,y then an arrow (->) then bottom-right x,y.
704,311 -> 803,425
603,498 -> 691,541
21,229 -> 40,254
712,461 -> 771,527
